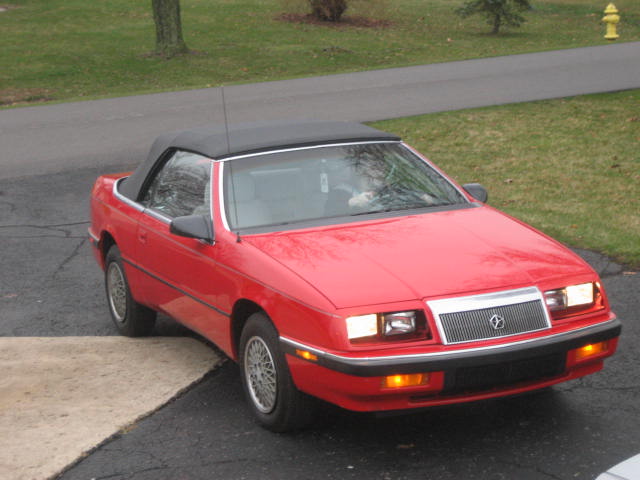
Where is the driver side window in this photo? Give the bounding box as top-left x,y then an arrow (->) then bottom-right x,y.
141,150 -> 211,219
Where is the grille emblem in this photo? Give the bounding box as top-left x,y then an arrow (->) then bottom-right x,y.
489,314 -> 506,330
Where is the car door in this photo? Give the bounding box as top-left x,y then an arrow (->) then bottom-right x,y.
135,150 -> 230,345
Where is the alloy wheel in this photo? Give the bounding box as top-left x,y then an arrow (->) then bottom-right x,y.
244,336 -> 278,413
107,262 -> 127,323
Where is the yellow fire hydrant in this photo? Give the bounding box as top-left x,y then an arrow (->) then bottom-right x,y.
602,3 -> 620,41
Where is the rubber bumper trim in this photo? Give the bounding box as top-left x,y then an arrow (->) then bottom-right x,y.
280,318 -> 621,377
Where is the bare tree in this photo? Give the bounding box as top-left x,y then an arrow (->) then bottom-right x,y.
152,0 -> 188,58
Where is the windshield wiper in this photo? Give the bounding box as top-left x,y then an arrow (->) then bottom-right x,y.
350,202 -> 453,217
350,208 -> 393,216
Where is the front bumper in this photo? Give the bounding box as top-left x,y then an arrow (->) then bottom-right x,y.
281,318 -> 621,411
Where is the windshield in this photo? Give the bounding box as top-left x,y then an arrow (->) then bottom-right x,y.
223,142 -> 467,230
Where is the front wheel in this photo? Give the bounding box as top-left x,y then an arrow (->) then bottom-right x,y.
105,245 -> 156,337
239,313 -> 317,432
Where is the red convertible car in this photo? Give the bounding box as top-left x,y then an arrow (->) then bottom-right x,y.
89,121 -> 620,431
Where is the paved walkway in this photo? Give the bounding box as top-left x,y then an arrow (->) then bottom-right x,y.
0,337 -> 221,480
0,42 -> 638,179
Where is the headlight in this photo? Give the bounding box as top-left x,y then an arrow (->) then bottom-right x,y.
346,310 -> 423,342
544,282 -> 603,319
346,314 -> 378,340
544,283 -> 594,311
382,311 -> 416,336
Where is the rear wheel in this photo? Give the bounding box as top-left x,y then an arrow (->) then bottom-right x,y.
239,312 -> 317,432
105,245 -> 156,337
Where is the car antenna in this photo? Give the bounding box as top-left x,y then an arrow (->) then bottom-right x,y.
222,85 -> 241,243
221,85 -> 231,156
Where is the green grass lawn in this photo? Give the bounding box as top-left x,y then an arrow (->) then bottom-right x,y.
372,90 -> 640,268
2,0 -> 639,105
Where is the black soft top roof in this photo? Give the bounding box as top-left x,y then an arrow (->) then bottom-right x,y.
119,120 -> 400,201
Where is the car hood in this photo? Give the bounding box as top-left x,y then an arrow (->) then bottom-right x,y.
244,207 -> 593,309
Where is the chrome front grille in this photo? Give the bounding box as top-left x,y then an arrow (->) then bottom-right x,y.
427,287 -> 551,345
439,300 -> 549,344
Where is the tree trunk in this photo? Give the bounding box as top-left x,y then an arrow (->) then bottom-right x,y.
152,0 -> 188,58
491,14 -> 501,34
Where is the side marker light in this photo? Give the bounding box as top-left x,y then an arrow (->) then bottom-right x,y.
295,349 -> 318,362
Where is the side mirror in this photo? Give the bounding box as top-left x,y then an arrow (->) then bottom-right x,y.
170,214 -> 214,243
462,183 -> 488,203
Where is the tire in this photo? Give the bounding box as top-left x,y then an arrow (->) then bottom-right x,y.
239,312 -> 317,432
104,245 -> 156,337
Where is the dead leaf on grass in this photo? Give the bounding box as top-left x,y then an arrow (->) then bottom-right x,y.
0,5 -> 19,13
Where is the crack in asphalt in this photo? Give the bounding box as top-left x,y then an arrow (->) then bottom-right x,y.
121,464 -> 171,480
592,255 -> 622,278
0,221 -> 90,228
90,473 -> 128,480
558,380 -> 640,395
0,221 -> 90,239
2,234 -> 87,239
599,269 -> 627,279
492,458 -> 566,480
88,456 -> 256,480
53,238 -> 88,278
584,385 -> 640,393
0,199 -> 16,213
600,272 -> 621,279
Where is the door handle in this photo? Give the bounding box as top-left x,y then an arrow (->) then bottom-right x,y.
138,230 -> 148,244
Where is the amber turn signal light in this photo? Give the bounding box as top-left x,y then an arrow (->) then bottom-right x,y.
382,373 -> 428,388
574,341 -> 609,362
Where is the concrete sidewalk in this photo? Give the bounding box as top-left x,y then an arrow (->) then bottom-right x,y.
0,337 -> 221,480
1,42 -> 638,180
